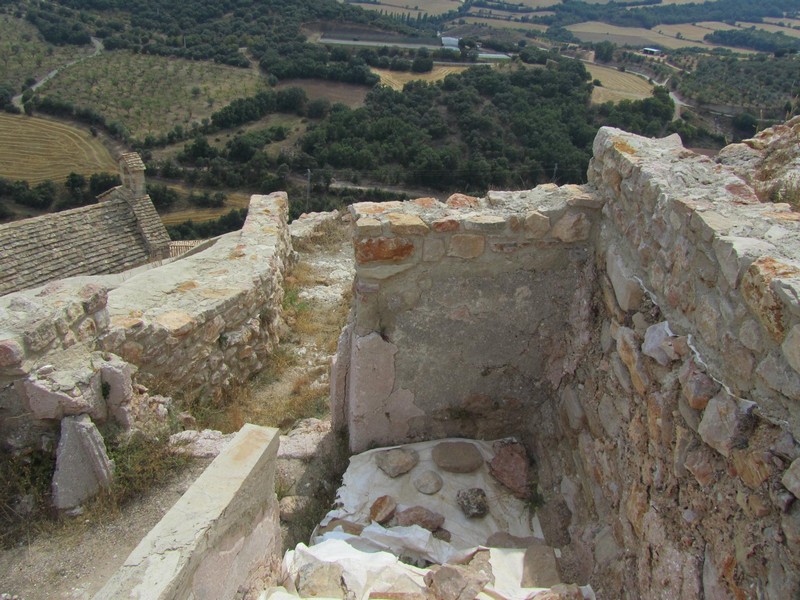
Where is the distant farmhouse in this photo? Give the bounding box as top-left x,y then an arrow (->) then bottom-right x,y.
0,153 -> 170,296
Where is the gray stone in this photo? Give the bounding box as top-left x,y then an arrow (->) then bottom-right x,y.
606,246 -> 643,311
713,236 -> 776,289
278,418 -> 331,461
296,562 -> 345,599
432,441 -> 484,473
551,211 -> 591,242
99,354 -> 134,427
279,495 -> 312,523
375,447 -> 419,477
521,541 -> 562,588
642,322 -> 676,366
782,458 -> 800,499
782,325 -> 800,375
457,488 -> 489,518
698,392 -> 756,458
169,429 -> 235,458
52,415 -> 114,510
414,470 -> 444,495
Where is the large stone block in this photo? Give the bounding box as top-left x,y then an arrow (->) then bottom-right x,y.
606,246 -> 643,312
52,415 -> 114,510
698,391 -> 756,458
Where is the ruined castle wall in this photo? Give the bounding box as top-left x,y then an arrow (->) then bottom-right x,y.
336,126 -> 800,597
336,189 -> 603,453
532,128 -> 800,598
99,193 -> 292,398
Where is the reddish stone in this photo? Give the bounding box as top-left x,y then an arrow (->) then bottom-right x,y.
412,196 -> 439,208
355,237 -> 415,264
741,256 -> 800,342
0,339 -> 23,367
446,193 -> 480,209
489,441 -> 529,498
396,506 -> 445,531
369,495 -> 397,524
432,218 -> 460,233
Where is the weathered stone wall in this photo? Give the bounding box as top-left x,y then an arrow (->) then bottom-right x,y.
94,424 -> 282,599
99,192 -> 292,399
334,189 -> 603,453
1,193 -> 291,457
335,123 -> 800,597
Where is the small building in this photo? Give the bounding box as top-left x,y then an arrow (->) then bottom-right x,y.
441,36 -> 460,50
642,47 -> 662,56
0,152 -> 170,296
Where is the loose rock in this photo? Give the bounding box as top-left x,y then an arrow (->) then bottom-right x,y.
369,495 -> 397,524
414,470 -> 444,495
457,488 -> 489,518
489,440 -> 529,498
376,448 -> 419,477
425,564 -> 489,600
432,441 -> 484,473
521,541 -> 562,588
396,506 -> 446,531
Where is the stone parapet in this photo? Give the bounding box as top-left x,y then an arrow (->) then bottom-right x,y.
94,423 -> 282,599
99,193 -> 292,399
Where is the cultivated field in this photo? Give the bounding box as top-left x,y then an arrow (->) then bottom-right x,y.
275,79 -> 369,108
372,65 -> 470,90
764,17 -> 800,28
737,22 -> 800,39
0,113 -> 117,184
158,187 -> 252,225
349,0 -> 459,17
585,63 -> 653,104
567,22 -> 703,49
655,23 -> 725,42
516,0 -> 560,8
0,16 -> 95,93
461,17 -> 548,32
36,51 -> 264,140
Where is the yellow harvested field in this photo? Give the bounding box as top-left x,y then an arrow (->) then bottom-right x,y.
275,80 -> 369,107
567,22 -> 702,49
351,0 -> 459,16
656,23 -> 720,42
585,63 -> 653,104
372,65 -> 470,90
516,0 -> 560,8
0,114 -> 118,184
160,190 -> 252,225
764,17 -> 800,28
461,17 -> 547,31
737,22 -> 800,38
694,21 -> 740,31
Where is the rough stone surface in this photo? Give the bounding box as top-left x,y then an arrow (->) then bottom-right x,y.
456,488 -> 489,518
432,441 -> 484,473
296,562 -> 345,598
488,440 -> 529,498
425,564 -> 489,600
698,392 -> 755,458
782,458 -> 800,499
51,414 -> 114,510
376,447 -> 419,477
606,246 -> 643,312
521,542 -> 562,588
169,429 -> 234,458
395,506 -> 445,531
369,495 -> 397,524
413,470 -> 444,495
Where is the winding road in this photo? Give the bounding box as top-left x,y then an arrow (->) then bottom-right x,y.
12,36 -> 104,110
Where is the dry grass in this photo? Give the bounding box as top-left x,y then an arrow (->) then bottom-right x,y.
351,0 -> 459,17
372,65 -> 470,90
567,22 -> 704,49
275,79 -> 369,108
158,188 -> 252,225
586,63 -> 653,104
516,0 -> 560,8
37,50 -> 263,139
0,113 -> 118,183
656,23 -> 721,42
764,17 -> 800,28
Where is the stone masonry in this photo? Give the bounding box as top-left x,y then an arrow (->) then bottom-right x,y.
334,117 -> 800,598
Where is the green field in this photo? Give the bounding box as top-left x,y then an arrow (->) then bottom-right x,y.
0,15 -> 95,93
0,113 -> 117,184
36,51 -> 264,140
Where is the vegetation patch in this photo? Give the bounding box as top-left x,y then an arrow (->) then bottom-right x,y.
371,64 -> 469,89
585,63 -> 654,104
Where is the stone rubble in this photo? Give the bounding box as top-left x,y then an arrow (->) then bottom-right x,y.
432,441 -> 485,474
375,447 -> 419,477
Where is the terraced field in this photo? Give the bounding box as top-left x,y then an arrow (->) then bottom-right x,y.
0,114 -> 117,184
372,65 -> 470,90
461,17 -> 548,32
586,63 -> 653,104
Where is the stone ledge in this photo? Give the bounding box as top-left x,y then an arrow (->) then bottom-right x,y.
94,423 -> 281,600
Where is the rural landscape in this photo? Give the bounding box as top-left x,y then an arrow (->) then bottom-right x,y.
0,0 -> 798,231
2,0 -> 800,596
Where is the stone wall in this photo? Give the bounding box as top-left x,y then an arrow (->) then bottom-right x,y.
334,122 -> 800,597
1,193 -> 291,457
94,424 -> 282,599
333,188 -> 603,453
